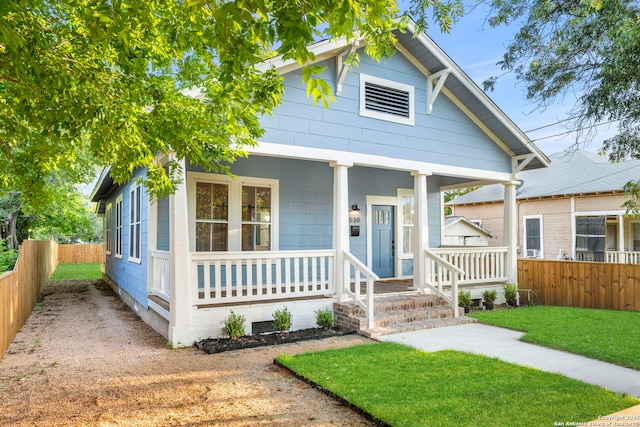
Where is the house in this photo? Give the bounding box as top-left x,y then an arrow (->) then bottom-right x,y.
90,19 -> 549,346
447,149 -> 640,263
443,216 -> 496,247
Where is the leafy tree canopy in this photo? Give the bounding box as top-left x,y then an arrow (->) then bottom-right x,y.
482,0 -> 640,213
1,0 -> 463,211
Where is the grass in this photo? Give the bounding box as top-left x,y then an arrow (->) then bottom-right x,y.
49,263 -> 102,281
469,305 -> 640,370
276,342 -> 638,427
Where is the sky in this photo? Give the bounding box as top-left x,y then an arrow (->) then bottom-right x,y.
418,2 -> 616,157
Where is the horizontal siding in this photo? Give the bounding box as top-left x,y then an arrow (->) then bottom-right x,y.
261,49 -> 512,174
575,194 -> 626,212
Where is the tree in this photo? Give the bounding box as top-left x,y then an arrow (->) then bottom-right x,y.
1,0 -> 463,212
482,0 -> 640,212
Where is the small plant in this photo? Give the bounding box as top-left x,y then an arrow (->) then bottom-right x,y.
458,290 -> 472,307
224,310 -> 246,340
482,289 -> 497,303
504,282 -> 518,306
0,240 -> 18,273
315,308 -> 334,329
272,306 -> 292,334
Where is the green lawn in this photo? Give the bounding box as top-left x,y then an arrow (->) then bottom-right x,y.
469,306 -> 640,370
49,263 -> 102,281
276,342 -> 638,427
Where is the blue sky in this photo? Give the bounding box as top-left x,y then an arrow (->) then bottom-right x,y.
418,3 -> 615,156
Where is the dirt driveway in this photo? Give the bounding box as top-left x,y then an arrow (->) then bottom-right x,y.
0,280 -> 375,426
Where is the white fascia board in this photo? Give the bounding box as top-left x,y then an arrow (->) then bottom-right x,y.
256,37 -> 352,74
405,21 -> 550,169
250,141 -> 512,183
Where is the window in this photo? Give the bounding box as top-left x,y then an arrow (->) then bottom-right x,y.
191,173 -> 277,252
129,184 -> 142,262
523,215 -> 543,258
401,193 -> 414,256
115,196 -> 123,258
359,74 -> 415,126
575,216 -> 605,262
105,203 -> 112,255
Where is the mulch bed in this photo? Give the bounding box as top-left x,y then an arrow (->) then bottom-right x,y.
196,328 -> 355,354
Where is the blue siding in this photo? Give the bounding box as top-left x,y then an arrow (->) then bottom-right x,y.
157,196 -> 170,251
104,169 -> 149,308
260,50 -> 512,173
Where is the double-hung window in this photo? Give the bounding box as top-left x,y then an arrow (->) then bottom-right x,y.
399,190 -> 414,257
192,173 -> 277,252
129,184 -> 142,262
115,195 -> 123,258
523,215 -> 543,258
105,203 -> 112,255
575,216 -> 605,262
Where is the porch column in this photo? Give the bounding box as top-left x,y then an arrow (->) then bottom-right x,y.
503,181 -> 518,285
412,171 -> 430,291
169,156 -> 192,346
618,214 -> 625,251
331,161 -> 352,302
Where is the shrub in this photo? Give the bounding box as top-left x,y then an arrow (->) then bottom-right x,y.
0,241 -> 18,274
458,290 -> 472,307
272,306 -> 292,333
503,282 -> 518,301
315,308 -> 334,329
482,289 -> 497,303
224,310 -> 246,340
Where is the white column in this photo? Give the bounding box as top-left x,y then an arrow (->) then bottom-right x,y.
146,196 -> 158,294
169,156 -> 192,347
618,214 -> 625,252
503,181 -> 518,284
412,171 -> 430,291
330,161 -> 352,302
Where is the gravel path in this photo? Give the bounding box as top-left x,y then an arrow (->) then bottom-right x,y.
0,280 -> 375,426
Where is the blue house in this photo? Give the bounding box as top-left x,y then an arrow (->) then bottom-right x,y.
91,20 -> 549,346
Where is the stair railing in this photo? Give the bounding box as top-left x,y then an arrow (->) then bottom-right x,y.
343,251 -> 380,329
424,249 -> 464,318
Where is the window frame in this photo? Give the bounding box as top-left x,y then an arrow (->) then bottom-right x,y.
523,215 -> 543,258
114,195 -> 123,259
359,74 -> 415,126
105,202 -> 112,256
128,183 -> 142,263
188,172 -> 279,252
397,188 -> 415,259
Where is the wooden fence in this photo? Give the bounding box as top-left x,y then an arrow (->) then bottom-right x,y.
57,243 -> 104,264
518,259 -> 640,311
0,240 -> 58,361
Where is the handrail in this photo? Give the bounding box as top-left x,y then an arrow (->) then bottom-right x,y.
425,249 -> 463,318
343,251 -> 380,329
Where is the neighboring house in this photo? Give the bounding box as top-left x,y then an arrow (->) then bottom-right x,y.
443,216 -> 496,247
447,149 -> 640,262
91,19 -> 548,346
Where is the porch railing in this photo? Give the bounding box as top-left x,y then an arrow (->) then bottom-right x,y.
605,251 -> 640,264
342,251 -> 380,329
429,247 -> 508,285
424,249 -> 463,318
150,250 -> 171,300
191,250 -> 335,305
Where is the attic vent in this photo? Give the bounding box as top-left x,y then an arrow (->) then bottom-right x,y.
359,74 -> 415,126
364,82 -> 410,118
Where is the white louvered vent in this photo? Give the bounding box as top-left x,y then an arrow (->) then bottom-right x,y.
364,82 -> 411,118
359,74 -> 415,126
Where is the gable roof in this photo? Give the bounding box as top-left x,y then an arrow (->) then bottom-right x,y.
444,216 -> 496,238
258,18 -> 549,172
447,150 -> 640,205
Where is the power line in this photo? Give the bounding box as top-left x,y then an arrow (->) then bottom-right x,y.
529,120 -> 617,142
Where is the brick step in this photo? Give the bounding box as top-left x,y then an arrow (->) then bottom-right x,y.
352,306 -> 455,329
361,316 -> 478,339
337,293 -> 448,318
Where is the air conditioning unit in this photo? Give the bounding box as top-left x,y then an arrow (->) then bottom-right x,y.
526,249 -> 540,258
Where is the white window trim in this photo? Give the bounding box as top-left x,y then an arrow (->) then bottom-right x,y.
105,202 -> 112,256
397,188 -> 414,260
359,73 -> 415,126
187,172 -> 279,252
115,195 -> 123,259
523,215 -> 543,258
128,183 -> 142,264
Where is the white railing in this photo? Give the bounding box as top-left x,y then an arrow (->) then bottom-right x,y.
424,249 -> 463,318
430,247 -> 508,285
343,251 -> 380,329
150,250 -> 172,300
191,250 -> 335,305
605,251 -> 640,264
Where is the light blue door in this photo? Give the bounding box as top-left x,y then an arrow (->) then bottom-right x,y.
372,205 -> 395,278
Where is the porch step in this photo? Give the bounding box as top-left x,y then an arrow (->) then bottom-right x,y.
334,292 -> 477,339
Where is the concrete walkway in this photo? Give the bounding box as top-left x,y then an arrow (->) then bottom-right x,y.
378,323 -> 640,397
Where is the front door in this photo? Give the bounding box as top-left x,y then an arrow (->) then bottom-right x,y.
372,205 -> 394,278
